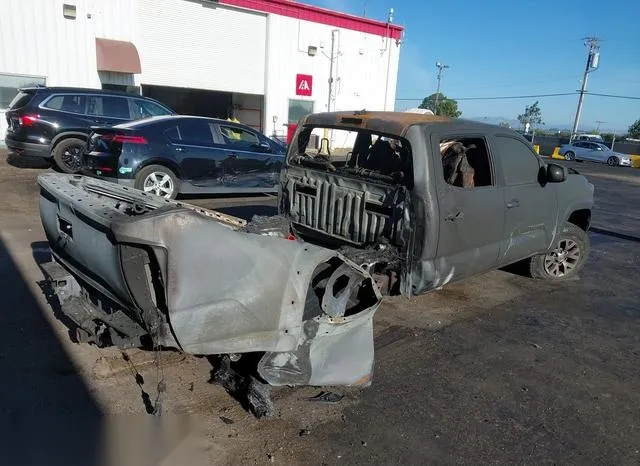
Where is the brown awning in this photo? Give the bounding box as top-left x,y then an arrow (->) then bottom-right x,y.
95,38 -> 141,74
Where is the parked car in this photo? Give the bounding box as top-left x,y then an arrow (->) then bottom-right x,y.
4,86 -> 175,173
559,141 -> 631,166
82,115 -> 286,199
574,133 -> 604,143
35,111 -> 594,400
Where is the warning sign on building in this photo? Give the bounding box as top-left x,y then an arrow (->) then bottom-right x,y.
295,74 -> 313,96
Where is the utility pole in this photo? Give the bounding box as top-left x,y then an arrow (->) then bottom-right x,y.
434,62 -> 449,114
570,37 -> 601,142
327,29 -> 338,113
595,120 -> 606,132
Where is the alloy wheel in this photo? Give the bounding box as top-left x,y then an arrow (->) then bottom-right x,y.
61,145 -> 84,171
143,172 -> 175,199
543,239 -> 580,277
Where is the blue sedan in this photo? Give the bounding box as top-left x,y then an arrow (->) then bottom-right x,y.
559,141 -> 631,167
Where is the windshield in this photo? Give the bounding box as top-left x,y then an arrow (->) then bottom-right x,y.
287,126 -> 410,184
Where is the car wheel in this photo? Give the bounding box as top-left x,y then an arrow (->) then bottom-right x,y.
529,223 -> 589,281
607,156 -> 619,166
564,151 -> 575,161
52,138 -> 86,174
134,164 -> 179,200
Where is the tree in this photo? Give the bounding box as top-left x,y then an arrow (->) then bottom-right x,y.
419,93 -> 462,118
517,101 -> 543,131
629,119 -> 640,139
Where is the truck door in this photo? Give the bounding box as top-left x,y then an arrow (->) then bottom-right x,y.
491,134 -> 557,265
433,133 -> 505,284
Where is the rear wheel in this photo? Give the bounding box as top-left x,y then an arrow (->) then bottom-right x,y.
564,151 -> 575,161
529,223 -> 589,281
607,156 -> 619,166
52,138 -> 86,173
134,164 -> 179,200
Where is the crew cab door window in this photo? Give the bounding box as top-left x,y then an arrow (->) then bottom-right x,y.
494,135 -> 555,266
433,135 -> 504,287
493,136 -> 540,186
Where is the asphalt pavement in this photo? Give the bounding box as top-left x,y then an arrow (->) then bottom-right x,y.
0,151 -> 638,465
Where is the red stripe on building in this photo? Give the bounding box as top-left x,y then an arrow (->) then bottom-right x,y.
219,0 -> 404,40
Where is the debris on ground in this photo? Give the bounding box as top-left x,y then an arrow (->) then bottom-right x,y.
298,429 -> 311,437
212,356 -> 275,418
220,416 -> 234,425
307,391 -> 344,403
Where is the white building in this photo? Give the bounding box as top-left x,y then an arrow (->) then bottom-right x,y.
0,0 -> 403,143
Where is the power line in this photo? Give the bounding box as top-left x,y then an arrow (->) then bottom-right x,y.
396,92 -> 576,101
587,92 -> 640,100
395,91 -> 640,101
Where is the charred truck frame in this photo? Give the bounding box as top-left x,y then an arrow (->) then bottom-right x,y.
37,111 -> 594,411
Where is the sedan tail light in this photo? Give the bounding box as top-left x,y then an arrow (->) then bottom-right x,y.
99,134 -> 148,144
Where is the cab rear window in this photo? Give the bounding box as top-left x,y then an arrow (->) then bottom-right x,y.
9,91 -> 35,110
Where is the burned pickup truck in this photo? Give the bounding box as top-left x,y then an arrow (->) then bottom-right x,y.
37,111 -> 594,397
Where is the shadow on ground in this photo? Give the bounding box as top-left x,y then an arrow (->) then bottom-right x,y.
6,153 -> 52,170
0,237 -> 102,465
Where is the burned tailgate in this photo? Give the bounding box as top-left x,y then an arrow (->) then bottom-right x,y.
37,173 -> 381,387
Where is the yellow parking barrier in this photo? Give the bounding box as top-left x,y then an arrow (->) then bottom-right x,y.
630,155 -> 640,168
533,144 -> 540,154
551,146 -> 565,160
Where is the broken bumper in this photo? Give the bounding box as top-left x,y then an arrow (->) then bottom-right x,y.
37,174 -> 382,387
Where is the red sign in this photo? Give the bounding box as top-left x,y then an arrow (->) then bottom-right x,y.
295,74 -> 313,96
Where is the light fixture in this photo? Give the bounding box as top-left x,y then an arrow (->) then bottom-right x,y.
63,4 -> 77,19
307,45 -> 318,57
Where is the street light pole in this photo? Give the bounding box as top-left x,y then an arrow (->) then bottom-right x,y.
434,62 -> 449,114
595,120 -> 606,132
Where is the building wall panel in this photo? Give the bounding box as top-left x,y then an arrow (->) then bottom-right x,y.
136,0 -> 266,94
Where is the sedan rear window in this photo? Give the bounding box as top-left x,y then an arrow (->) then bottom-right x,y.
8,91 -> 35,110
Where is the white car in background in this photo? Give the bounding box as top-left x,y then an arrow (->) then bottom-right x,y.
559,141 -> 631,167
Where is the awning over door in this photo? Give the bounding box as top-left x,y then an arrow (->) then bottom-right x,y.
95,38 -> 141,74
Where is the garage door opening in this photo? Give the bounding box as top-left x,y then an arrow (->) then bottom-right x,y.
142,84 -> 232,119
141,85 -> 263,131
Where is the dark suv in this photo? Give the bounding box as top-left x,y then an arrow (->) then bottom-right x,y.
4,87 -> 174,173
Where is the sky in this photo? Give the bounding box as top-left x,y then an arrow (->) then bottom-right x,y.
307,0 -> 640,132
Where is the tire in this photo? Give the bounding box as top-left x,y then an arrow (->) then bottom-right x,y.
134,164 -> 179,200
52,138 -> 86,174
564,151 -> 575,161
606,156 -> 619,167
529,223 -> 589,281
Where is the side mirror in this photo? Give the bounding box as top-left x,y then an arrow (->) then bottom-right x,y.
546,163 -> 566,183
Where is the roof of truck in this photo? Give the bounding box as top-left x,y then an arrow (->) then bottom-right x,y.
301,111 -> 453,136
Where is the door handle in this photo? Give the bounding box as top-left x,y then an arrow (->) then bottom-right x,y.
445,211 -> 464,222
228,153 -> 237,158
175,147 -> 186,152
506,199 -> 520,209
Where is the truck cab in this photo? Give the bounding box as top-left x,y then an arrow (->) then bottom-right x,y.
280,111 -> 594,296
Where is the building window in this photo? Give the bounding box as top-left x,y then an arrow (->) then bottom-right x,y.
63,4 -> 77,19
288,99 -> 314,124
0,74 -> 46,109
